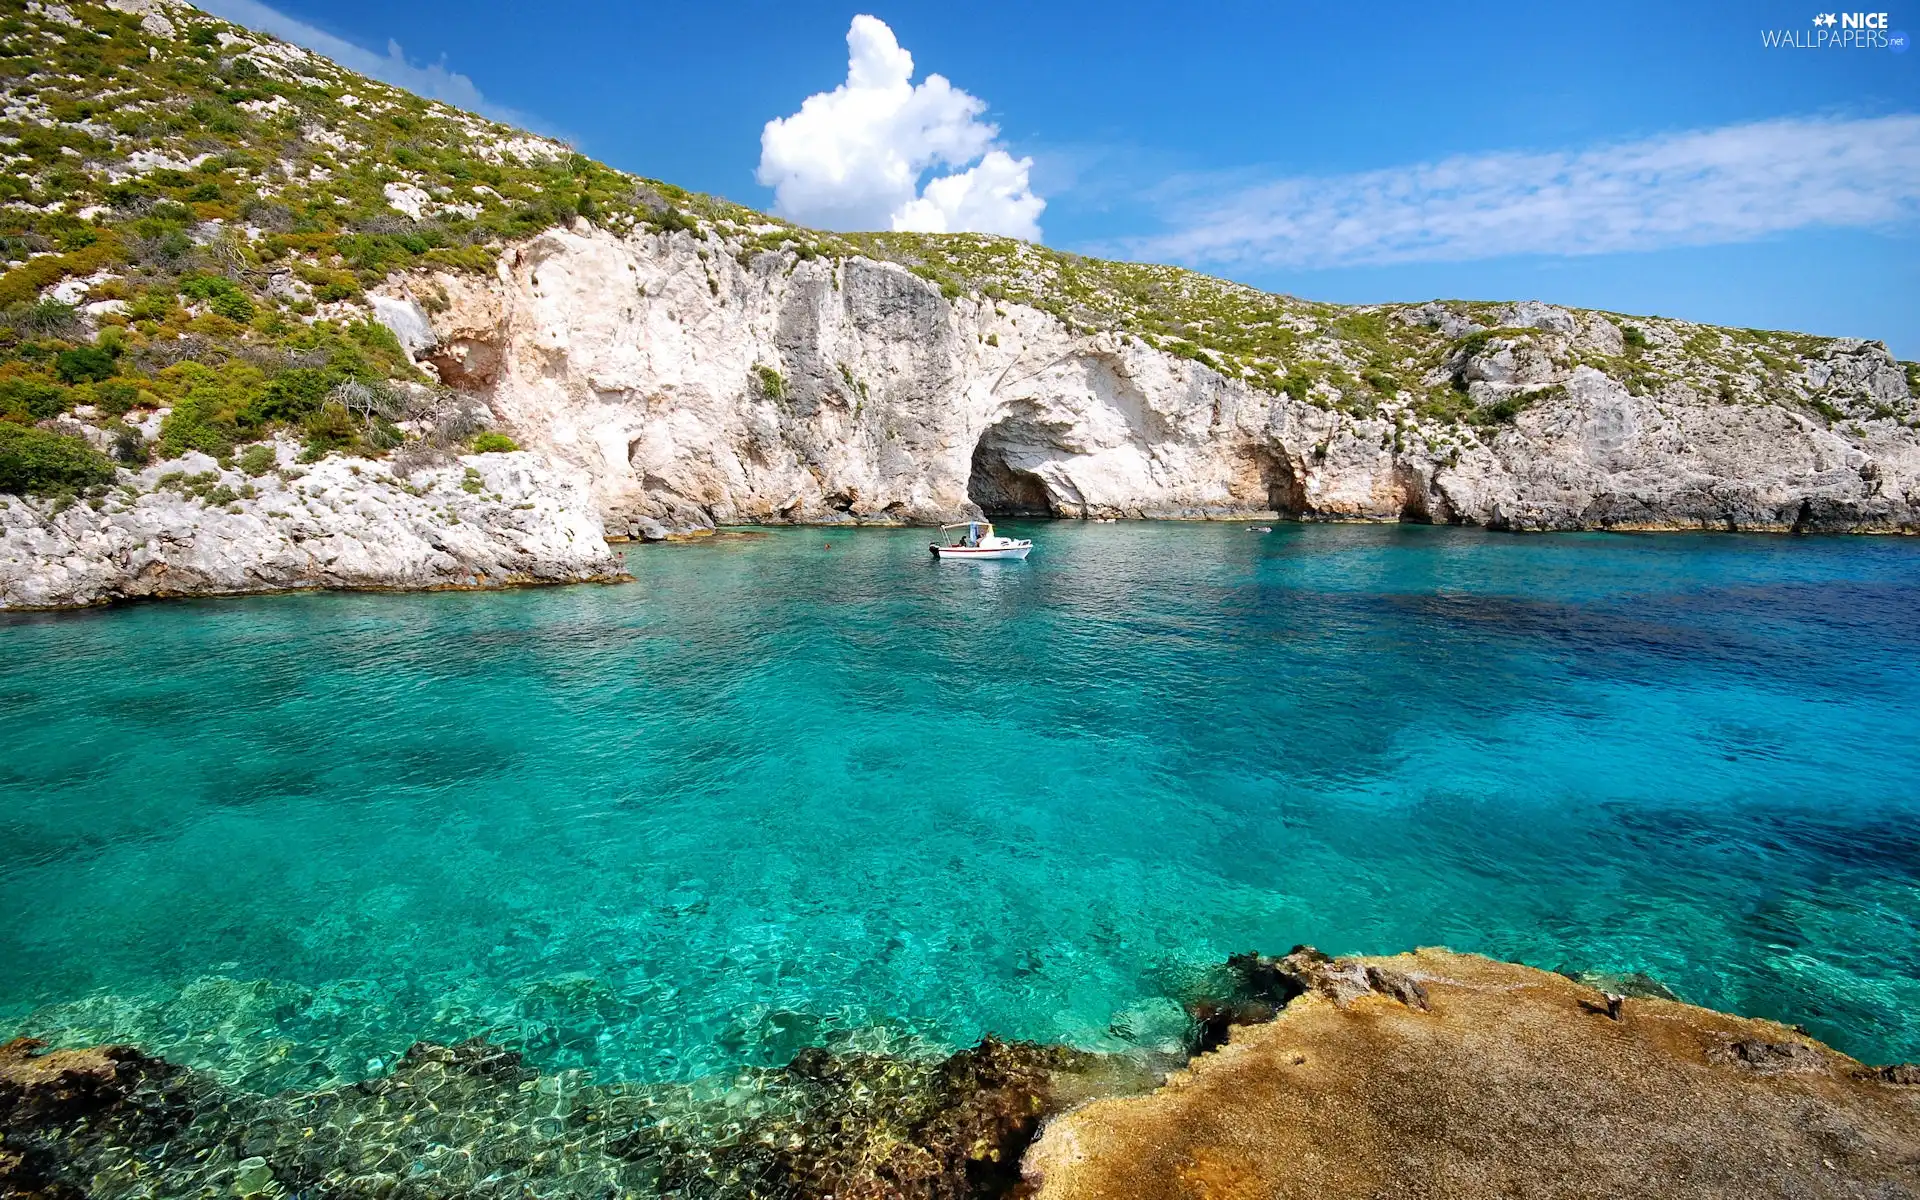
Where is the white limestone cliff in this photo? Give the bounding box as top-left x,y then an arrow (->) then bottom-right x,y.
0,445 -> 621,610
380,222 -> 1920,539
8,224 -> 1915,613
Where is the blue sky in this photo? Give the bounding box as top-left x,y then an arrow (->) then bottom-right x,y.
201,0 -> 1919,355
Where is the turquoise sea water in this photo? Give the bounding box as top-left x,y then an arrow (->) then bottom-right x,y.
3,522 -> 1919,1090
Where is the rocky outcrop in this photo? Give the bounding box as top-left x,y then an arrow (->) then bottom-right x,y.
0,1037 -> 172,1127
0,1037 -> 202,1198
0,1033 -> 1148,1200
379,223 -> 1920,538
0,445 -> 624,610
1024,948 -> 1920,1199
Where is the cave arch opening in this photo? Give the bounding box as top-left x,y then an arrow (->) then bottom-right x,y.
1241,445 -> 1305,519
967,420 -> 1057,517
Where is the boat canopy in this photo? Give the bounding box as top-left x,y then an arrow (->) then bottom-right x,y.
939,522 -> 994,531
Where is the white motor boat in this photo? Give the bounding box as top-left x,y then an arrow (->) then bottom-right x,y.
930,521 -> 1033,561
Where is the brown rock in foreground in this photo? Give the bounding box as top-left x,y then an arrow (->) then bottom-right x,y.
0,1038 -> 152,1126
1024,949 -> 1920,1199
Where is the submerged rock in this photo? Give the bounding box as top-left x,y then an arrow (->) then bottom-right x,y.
623,1036 -> 1153,1200
0,1037 -> 204,1198
1555,964 -> 1682,1001
1024,948 -> 1920,1199
0,1036 -> 197,1128
0,1031 -> 1150,1200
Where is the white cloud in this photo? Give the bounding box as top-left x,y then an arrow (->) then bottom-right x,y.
891,149 -> 1045,235
190,0 -> 555,134
1127,114 -> 1920,270
757,15 -> 1044,240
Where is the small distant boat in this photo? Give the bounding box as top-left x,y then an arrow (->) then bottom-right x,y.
930,521 -> 1033,561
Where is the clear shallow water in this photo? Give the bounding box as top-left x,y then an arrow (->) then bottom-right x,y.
3,522 -> 1919,1090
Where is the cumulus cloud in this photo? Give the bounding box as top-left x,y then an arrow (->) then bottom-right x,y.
757,15 -> 1044,240
1127,114 -> 1920,270
191,0 -> 556,134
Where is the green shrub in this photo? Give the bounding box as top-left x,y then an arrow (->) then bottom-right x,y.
1477,394 -> 1531,425
1622,325 -> 1649,352
1809,396 -> 1846,424
124,287 -> 178,323
1472,384 -> 1561,426
3,299 -> 81,337
237,443 -> 277,476
461,466 -> 483,493
91,380 -> 142,416
244,367 -> 330,424
752,364 -> 786,401
0,422 -> 117,495
299,403 -> 358,460
107,423 -> 146,466
651,206 -> 698,235
1280,367 -> 1320,404
1362,369 -> 1399,394
0,376 -> 73,422
470,431 -> 518,453
156,361 -> 263,458
55,344 -> 118,384
1454,331 -> 1493,361
178,274 -> 255,323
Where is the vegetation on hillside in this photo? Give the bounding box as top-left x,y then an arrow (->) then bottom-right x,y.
0,0 -> 756,492
0,0 -> 1913,497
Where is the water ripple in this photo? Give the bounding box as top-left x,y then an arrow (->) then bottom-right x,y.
3,521 -> 1919,1089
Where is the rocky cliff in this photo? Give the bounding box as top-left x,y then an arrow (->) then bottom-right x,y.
379,222 -> 1920,538
0,441 -> 622,609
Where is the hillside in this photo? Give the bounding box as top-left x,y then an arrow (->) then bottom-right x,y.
2,0 -> 1919,606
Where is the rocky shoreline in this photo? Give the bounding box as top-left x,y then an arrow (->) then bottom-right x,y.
5,948 -> 1914,1199
0,445 -> 625,611
1031,948 -> 1920,1199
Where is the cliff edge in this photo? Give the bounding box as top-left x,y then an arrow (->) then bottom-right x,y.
383,224 -> 1920,537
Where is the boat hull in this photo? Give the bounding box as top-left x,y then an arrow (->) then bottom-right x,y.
930,544 -> 1032,560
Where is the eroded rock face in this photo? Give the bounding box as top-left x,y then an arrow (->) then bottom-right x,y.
1024,949 -> 1920,1200
379,225 -> 1920,537
0,446 -> 624,609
